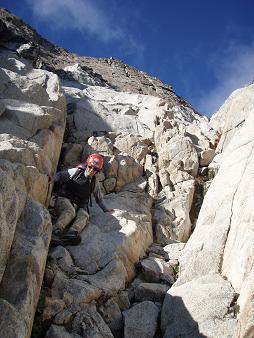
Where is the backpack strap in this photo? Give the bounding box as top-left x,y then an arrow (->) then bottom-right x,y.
89,176 -> 96,207
71,167 -> 85,181
85,176 -> 96,214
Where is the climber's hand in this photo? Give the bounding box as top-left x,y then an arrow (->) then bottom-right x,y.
105,208 -> 117,213
47,174 -> 54,184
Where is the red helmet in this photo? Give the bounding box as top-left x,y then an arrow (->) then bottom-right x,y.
86,153 -> 104,171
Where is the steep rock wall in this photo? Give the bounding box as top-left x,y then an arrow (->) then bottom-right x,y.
0,38 -> 66,337
161,84 -> 254,337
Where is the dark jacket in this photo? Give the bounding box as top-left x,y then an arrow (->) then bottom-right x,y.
54,167 -> 108,211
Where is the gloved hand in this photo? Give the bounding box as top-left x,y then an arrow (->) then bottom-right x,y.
105,208 -> 117,213
47,174 -> 54,184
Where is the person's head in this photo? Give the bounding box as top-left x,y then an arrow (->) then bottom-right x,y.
85,153 -> 103,176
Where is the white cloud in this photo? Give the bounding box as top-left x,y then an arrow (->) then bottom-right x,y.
197,42 -> 254,117
26,0 -> 122,41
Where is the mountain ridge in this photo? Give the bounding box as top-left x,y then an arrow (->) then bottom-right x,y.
0,8 -> 198,114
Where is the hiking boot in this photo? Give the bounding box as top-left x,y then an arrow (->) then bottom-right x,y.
50,237 -> 64,247
52,228 -> 61,237
63,229 -> 79,239
50,233 -> 81,247
61,231 -> 81,246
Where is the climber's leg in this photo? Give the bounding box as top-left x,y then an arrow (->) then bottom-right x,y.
53,196 -> 76,233
68,208 -> 89,236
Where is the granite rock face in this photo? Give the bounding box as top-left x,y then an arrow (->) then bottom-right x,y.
161,274 -> 237,337
0,10 -> 66,337
161,84 -> 254,338
1,7 -> 253,338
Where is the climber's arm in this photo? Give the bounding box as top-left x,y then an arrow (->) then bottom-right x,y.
93,179 -> 114,212
48,168 -> 79,183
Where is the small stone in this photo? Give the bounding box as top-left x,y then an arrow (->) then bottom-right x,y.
53,309 -> 73,325
43,297 -> 65,322
135,282 -> 169,303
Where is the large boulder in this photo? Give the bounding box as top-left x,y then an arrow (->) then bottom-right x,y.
153,180 -> 195,243
102,154 -> 143,192
0,67 -> 66,111
139,257 -> 175,284
0,198 -> 52,338
114,133 -> 150,163
124,301 -> 160,338
161,274 -> 237,337
0,161 -> 26,283
157,135 -> 199,178
67,191 -> 153,283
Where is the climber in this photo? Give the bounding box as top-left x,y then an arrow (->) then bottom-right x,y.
48,153 -> 114,245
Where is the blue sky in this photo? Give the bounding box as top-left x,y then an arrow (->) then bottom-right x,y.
1,0 -> 254,116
